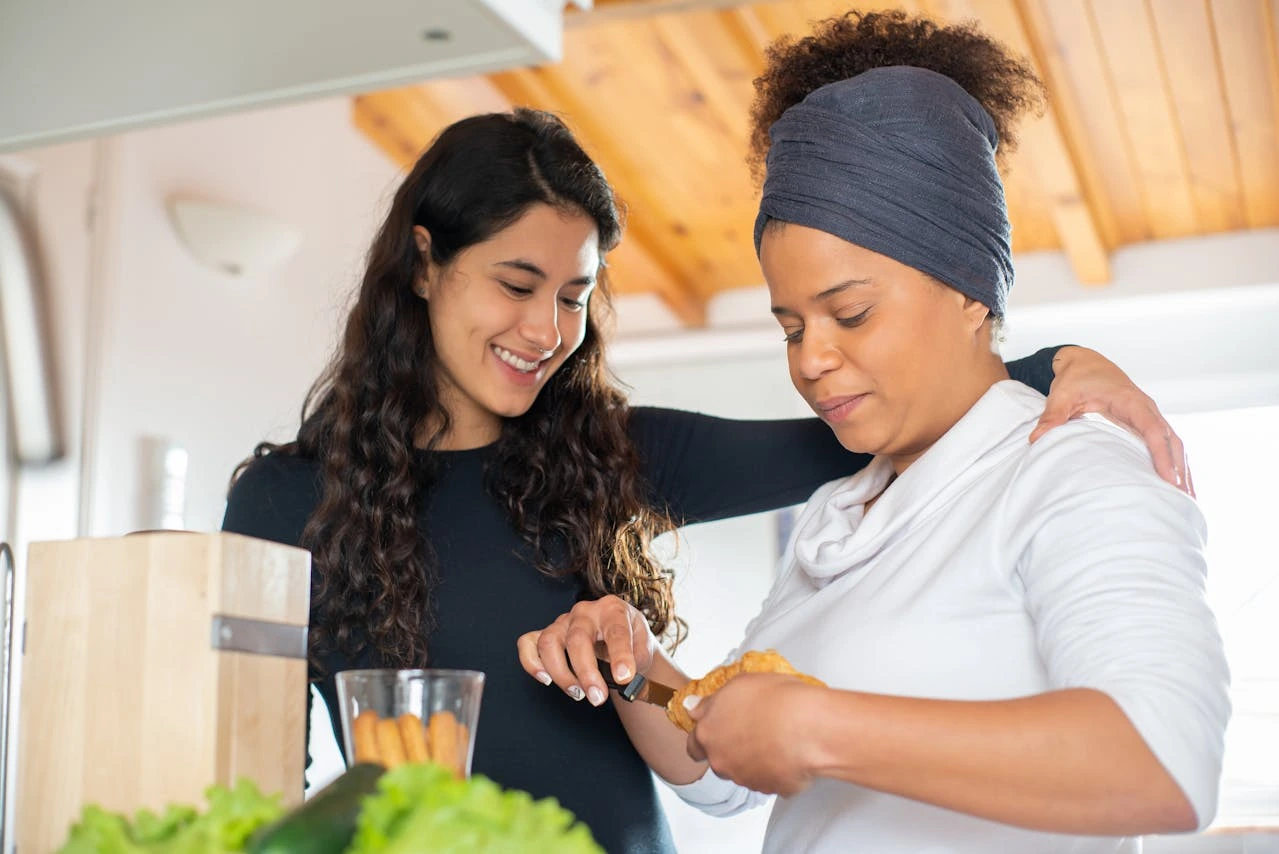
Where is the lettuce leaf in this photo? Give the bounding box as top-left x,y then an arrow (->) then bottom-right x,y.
349,763 -> 603,854
59,779 -> 284,854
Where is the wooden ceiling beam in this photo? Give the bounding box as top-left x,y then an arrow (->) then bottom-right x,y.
488,66 -> 708,326
947,0 -> 1113,284
720,7 -> 772,68
605,238 -> 709,326
1210,0 -> 1279,227
651,14 -> 754,141
1148,0 -> 1246,233
1024,0 -> 1148,245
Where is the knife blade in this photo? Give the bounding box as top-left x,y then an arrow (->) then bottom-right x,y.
597,657 -> 678,708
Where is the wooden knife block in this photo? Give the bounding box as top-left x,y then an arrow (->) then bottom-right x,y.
14,532 -> 311,852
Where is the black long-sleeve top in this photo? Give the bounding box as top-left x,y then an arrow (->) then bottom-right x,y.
220,350 -> 1058,853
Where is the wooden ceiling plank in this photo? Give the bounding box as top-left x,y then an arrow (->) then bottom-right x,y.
352,78 -> 512,170
488,66 -> 710,325
569,0 -> 767,26
352,90 -> 448,170
749,3 -> 826,41
1013,0 -> 1122,249
571,17 -> 766,283
605,238 -> 708,325
1211,0 -> 1279,227
942,0 -> 1112,282
915,0 -> 951,20
1088,0 -> 1200,239
1002,150 -> 1061,253
1148,0 -> 1247,233
564,17 -> 742,189
412,76 -> 511,123
794,1 -> 913,22
719,8 -> 770,74
651,12 -> 755,141
1029,0 -> 1150,244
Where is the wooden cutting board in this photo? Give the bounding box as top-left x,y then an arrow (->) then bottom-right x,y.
14,531 -> 310,852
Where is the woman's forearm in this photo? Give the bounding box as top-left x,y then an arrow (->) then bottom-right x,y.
805,686 -> 1197,835
611,651 -> 708,784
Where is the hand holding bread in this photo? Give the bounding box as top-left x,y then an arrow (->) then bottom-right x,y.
666,649 -> 825,732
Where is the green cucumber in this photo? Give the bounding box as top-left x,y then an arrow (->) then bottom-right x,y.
247,763 -> 385,854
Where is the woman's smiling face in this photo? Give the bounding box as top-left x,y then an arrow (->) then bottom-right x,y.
418,202 -> 601,449
760,221 -> 1000,468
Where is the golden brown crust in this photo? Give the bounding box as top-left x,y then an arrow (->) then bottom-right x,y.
349,708 -> 468,776
665,649 -> 825,732
375,717 -> 408,768
353,709 -> 382,764
398,712 -> 431,763
428,710 -> 463,778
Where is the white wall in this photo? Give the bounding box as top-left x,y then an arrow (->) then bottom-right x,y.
3,95 -> 402,554
85,98 -> 405,538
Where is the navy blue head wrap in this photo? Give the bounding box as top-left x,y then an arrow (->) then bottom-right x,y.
753,66 -> 1013,316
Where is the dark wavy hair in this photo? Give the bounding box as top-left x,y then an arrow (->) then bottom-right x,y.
748,9 -> 1045,181
240,109 -> 681,670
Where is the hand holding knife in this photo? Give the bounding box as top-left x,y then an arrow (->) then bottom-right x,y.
596,657 -> 678,708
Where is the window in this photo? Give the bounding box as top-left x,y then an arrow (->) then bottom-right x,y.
1170,405 -> 1279,828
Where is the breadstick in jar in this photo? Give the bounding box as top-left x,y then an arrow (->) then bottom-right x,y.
398,712 -> 430,763
375,717 -> 408,769
353,710 -> 381,765
428,710 -> 461,778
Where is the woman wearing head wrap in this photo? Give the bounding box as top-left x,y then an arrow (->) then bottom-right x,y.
520,11 -> 1229,851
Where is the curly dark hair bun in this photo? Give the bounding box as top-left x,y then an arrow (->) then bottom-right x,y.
748,9 -> 1045,179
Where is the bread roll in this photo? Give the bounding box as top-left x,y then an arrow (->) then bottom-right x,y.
666,649 -> 825,732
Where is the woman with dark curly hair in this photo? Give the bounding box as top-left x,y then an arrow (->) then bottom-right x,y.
522,11 -> 1229,852
224,104 -> 1190,852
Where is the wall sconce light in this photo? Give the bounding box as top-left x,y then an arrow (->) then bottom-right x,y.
0,189 -> 61,465
167,197 -> 302,277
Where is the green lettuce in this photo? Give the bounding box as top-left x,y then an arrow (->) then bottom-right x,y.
349,763 -> 603,854
59,779 -> 284,854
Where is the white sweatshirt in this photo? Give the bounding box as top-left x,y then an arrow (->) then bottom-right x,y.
669,380 -> 1231,853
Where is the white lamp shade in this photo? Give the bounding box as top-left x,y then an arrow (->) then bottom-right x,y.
168,198 -> 302,276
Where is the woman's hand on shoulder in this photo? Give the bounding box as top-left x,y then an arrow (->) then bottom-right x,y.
1031,345 -> 1193,496
517,594 -> 658,707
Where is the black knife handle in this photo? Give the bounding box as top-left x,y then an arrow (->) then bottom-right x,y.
597,657 -> 648,702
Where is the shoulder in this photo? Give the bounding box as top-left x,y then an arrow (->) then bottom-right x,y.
627,406 -> 700,433
981,380 -> 1158,487
997,399 -> 1204,548
230,448 -> 320,497
222,448 -> 322,547
1021,411 -> 1160,490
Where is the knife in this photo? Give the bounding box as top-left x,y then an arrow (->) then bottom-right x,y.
597,657 -> 678,708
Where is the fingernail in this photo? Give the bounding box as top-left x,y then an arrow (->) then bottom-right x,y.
682,694 -> 700,710
567,685 -> 585,701
535,671 -> 552,686
615,664 -> 631,681
587,686 -> 606,706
